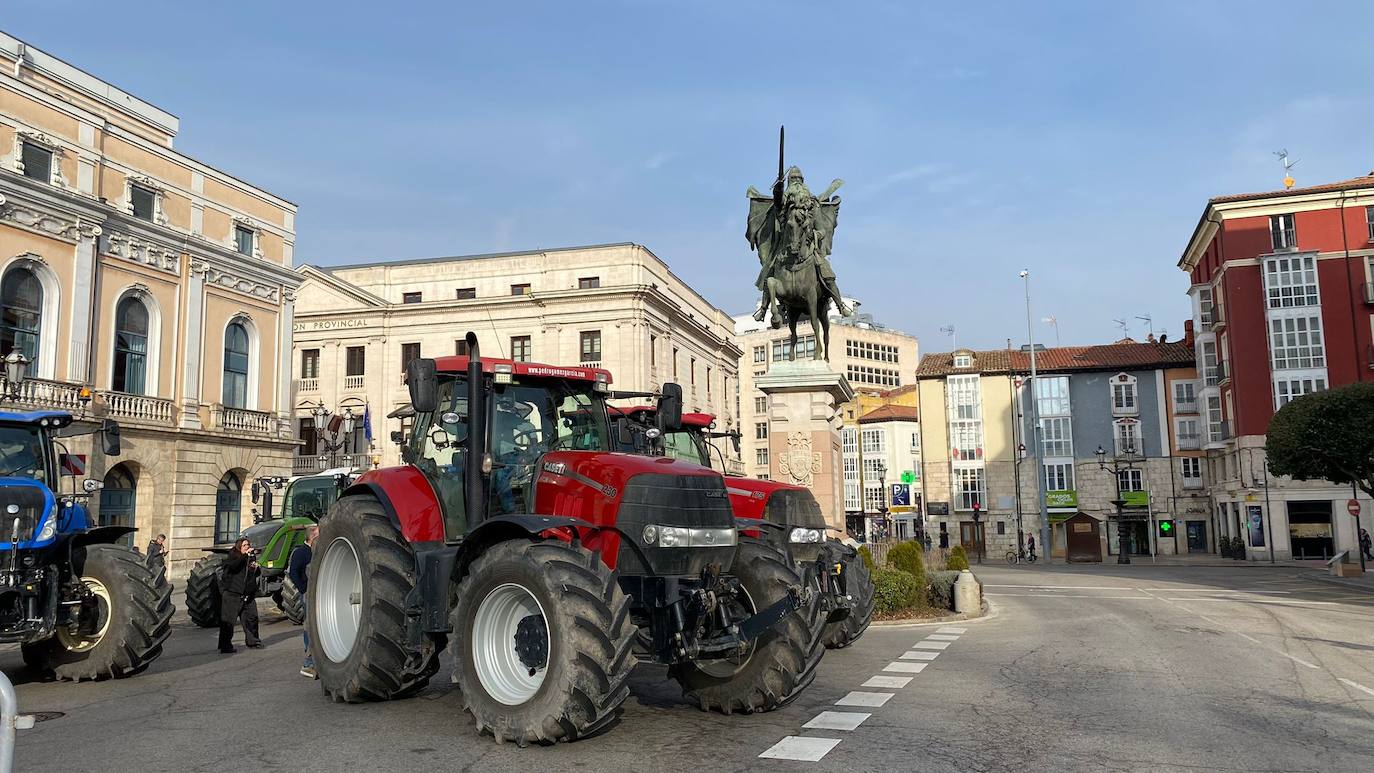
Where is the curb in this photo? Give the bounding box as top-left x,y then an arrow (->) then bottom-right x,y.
1298,570 -> 1374,591
870,598 -> 996,629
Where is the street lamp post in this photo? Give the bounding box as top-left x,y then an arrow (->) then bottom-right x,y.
311,402 -> 357,469
1,349 -> 29,404
877,461 -> 888,543
972,499 -> 984,564
1096,444 -> 1140,565
1020,270 -> 1051,563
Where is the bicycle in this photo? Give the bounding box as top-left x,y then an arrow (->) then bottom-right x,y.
1004,549 -> 1038,565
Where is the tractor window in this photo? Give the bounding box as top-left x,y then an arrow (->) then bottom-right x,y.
662,430 -> 708,467
0,424 -> 46,482
282,476 -> 339,521
410,377 -> 469,537
240,521 -> 280,551
490,380 -> 607,515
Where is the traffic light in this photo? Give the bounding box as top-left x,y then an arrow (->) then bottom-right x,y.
1158,520 -> 1174,538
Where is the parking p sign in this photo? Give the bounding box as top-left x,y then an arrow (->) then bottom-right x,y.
890,483 -> 911,507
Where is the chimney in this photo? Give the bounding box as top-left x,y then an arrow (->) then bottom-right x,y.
1146,333 -> 1157,343
1182,319 -> 1195,347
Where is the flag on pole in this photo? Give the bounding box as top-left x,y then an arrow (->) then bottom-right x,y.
326,413 -> 344,435
363,403 -> 373,442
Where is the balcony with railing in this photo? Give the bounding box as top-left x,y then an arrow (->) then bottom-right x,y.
293,452 -> 370,474
1177,432 -> 1201,451
343,374 -> 365,391
580,360 -> 601,370
210,404 -> 276,436
296,377 -> 319,393
1214,361 -> 1228,384
103,391 -> 175,426
1203,304 -> 1226,332
1182,474 -> 1204,490
1174,396 -> 1198,414
0,377 -> 87,412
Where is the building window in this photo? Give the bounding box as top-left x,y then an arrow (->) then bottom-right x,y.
130,184 -> 156,221
301,348 -> 320,379
1173,380 -> 1197,410
753,345 -> 766,364
1117,469 -> 1144,493
845,364 -> 900,387
1040,416 -> 1073,457
754,396 -> 767,413
222,322 -> 250,409
953,353 -> 972,368
1176,418 -> 1200,449
755,422 -> 768,440
1367,206 -> 1374,242
1275,376 -> 1327,408
910,432 -> 921,452
578,277 -> 600,289
510,283 -> 530,296
1264,255 -> 1318,308
1035,376 -> 1071,416
1269,213 -> 1296,251
299,417 -> 317,457
233,225 -> 254,257
755,448 -> 768,466
402,291 -> 423,304
345,346 -> 366,376
19,141 -> 52,183
1044,462 -> 1073,492
580,331 -> 601,363
950,421 -> 983,461
401,342 -> 421,373
1111,374 -> 1137,415
0,266 -> 43,367
1180,457 -> 1202,488
454,339 -> 470,356
955,467 -> 986,511
861,427 -> 885,455
112,296 -> 150,395
455,287 -> 476,300
773,335 -> 816,362
1201,340 -> 1219,386
947,375 -> 981,420
1269,315 -> 1325,369
1113,418 -> 1140,456
510,336 -> 531,362
214,471 -> 242,544
1206,395 -> 1224,442
1198,286 -> 1214,327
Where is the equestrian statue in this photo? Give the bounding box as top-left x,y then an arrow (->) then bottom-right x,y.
745,126 -> 856,362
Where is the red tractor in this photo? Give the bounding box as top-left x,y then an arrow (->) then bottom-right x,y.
611,406 -> 875,649
307,334 -> 824,745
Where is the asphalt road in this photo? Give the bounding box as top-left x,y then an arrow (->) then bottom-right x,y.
4,564 -> 1372,772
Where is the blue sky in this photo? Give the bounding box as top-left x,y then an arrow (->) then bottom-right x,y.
9,2 -> 1374,352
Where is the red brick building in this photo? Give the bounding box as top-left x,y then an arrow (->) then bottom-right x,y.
1178,173 -> 1374,561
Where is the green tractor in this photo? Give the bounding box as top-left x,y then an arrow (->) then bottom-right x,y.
184,471 -> 347,627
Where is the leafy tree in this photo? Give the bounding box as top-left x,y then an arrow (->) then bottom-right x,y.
1266,382 -> 1374,497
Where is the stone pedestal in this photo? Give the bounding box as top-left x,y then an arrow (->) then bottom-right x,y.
756,360 -> 855,534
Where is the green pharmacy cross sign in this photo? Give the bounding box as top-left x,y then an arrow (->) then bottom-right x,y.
900,470 -> 916,485
1158,520 -> 1174,537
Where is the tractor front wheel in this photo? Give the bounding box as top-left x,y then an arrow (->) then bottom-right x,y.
821,542 -> 876,649
24,544 -> 174,681
673,539 -> 825,714
184,554 -> 225,628
451,539 -> 635,745
309,495 -> 442,702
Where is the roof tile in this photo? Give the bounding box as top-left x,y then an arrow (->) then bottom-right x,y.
916,340 -> 1195,378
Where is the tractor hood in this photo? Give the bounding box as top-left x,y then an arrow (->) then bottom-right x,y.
0,477 -> 56,549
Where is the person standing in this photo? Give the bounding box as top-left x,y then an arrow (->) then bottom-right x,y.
1361,527 -> 1373,561
145,533 -> 167,574
218,538 -> 262,654
1027,533 -> 1037,560
289,526 -> 319,678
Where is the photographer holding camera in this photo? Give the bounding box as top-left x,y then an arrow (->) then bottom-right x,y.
218,537 -> 263,653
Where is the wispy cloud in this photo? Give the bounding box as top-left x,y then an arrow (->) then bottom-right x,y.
644,151 -> 678,171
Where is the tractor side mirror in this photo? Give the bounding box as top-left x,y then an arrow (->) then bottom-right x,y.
730,431 -> 741,455
101,419 -> 121,457
658,383 -> 683,432
616,419 -> 633,448
390,430 -> 404,444
251,480 -> 261,505
407,358 -> 439,413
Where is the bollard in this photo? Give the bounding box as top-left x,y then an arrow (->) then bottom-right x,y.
0,670 -> 34,773
953,570 -> 980,615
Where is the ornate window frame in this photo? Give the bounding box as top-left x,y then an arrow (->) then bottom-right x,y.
11,130 -> 66,188
230,216 -> 263,259
222,313 -> 260,411
106,284 -> 163,396
0,252 -> 61,379
123,175 -> 169,226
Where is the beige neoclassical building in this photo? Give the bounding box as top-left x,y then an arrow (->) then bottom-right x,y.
292,243 -> 743,471
0,34 -> 300,574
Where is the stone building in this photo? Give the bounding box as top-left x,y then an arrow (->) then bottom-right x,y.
735,307 -> 918,487
291,243 -> 742,470
0,34 -> 301,575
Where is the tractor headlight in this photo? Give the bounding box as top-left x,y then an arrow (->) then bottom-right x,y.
642,525 -> 658,544
36,516 -> 55,542
648,525 -> 736,548
789,527 -> 823,544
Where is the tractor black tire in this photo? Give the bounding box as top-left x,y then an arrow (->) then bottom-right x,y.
23,543 -> 174,681
674,538 -> 825,714
280,577 -> 305,626
821,542 -> 876,649
451,539 -> 635,746
184,553 -> 225,628
309,495 -> 442,702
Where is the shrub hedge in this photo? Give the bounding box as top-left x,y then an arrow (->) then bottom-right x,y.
886,540 -> 926,589
872,567 -> 922,615
858,544 -> 875,572
946,544 -> 970,571
927,570 -> 962,611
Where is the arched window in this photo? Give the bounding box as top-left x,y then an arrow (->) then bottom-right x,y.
223,321 -> 250,409
214,471 -> 242,544
0,267 -> 43,368
113,296 -> 150,394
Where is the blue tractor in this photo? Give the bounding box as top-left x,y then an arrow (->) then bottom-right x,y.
0,410 -> 174,681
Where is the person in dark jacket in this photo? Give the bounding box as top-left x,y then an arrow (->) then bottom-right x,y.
145,533 -> 167,574
288,525 -> 318,678
218,537 -> 262,654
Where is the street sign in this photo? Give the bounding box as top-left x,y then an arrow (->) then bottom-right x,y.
900,470 -> 915,484
1348,499 -> 1361,517
890,483 -> 911,507
928,501 -> 950,516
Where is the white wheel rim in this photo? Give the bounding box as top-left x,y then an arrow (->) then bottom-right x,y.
471,583 -> 549,705
696,586 -> 756,678
316,536 -> 362,662
57,578 -> 111,652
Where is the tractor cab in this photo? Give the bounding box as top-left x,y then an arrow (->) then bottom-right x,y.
0,410 -> 122,552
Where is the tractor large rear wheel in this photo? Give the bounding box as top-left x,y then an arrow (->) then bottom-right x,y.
309,495 -> 442,702
673,539 -> 825,714
451,539 -> 635,745
24,544 -> 174,681
821,542 -> 875,649
184,553 -> 224,628
280,577 -> 305,626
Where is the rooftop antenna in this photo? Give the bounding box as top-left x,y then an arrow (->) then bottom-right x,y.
939,324 -> 957,352
1113,318 -> 1129,339
1041,316 -> 1061,347
1273,149 -> 1298,190
1135,314 -> 1154,338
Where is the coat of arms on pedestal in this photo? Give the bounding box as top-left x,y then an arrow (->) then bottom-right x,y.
777,431 -> 822,487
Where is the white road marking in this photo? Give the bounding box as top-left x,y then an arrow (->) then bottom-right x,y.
1232,632 -> 1321,669
911,640 -> 950,650
926,634 -> 960,641
883,661 -> 928,673
900,650 -> 939,661
1150,588 -> 1293,594
836,691 -> 894,708
985,584 -> 1133,590
1169,598 -> 1337,606
804,711 -> 871,731
937,626 -> 967,634
1338,678 -> 1374,697
862,675 -> 912,688
986,593 -> 1156,599
759,737 -> 841,761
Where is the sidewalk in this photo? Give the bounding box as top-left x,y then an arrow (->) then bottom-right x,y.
1300,568 -> 1374,591
1041,553 -> 1311,569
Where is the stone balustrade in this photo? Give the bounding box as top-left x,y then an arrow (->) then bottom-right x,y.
103,391 -> 175,425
